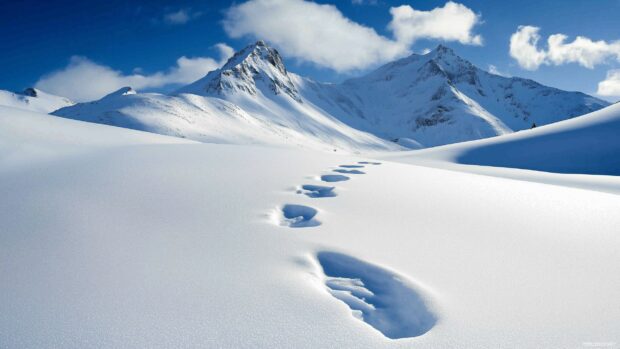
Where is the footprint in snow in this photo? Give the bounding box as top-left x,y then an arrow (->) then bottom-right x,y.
317,251 -> 437,339
358,161 -> 382,165
333,169 -> 365,175
278,204 -> 321,228
340,164 -> 365,168
321,174 -> 350,182
298,185 -> 336,198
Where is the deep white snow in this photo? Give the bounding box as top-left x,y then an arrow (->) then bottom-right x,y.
2,105 -> 620,348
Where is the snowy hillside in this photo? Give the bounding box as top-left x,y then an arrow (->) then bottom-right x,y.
395,102 -> 620,176
53,42 -> 607,152
0,87 -> 74,113
299,45 -> 609,147
2,106 -> 620,348
53,43 -> 400,154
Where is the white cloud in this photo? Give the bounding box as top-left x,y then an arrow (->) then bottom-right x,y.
547,34 -> 620,68
388,2 -> 483,46
223,0 -> 407,72
509,26 -> 547,71
597,69 -> 620,97
510,25 -> 620,70
36,44 -> 234,102
223,0 -> 483,72
163,9 -> 202,25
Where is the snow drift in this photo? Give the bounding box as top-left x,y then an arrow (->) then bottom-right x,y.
398,102 -> 620,176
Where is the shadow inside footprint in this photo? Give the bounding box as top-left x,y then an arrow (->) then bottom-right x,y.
299,185 -> 336,198
358,161 -> 382,165
321,174 -> 350,182
334,169 -> 365,175
340,165 -> 365,168
280,204 -> 320,228
317,252 -> 437,339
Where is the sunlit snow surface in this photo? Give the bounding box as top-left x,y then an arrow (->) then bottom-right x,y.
1,106 -> 620,348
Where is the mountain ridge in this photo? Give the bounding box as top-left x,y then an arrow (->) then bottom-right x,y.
53,41 -> 609,151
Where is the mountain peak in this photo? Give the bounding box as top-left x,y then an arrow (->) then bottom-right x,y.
221,40 -> 287,76
103,87 -> 136,99
431,44 -> 457,58
178,41 -> 301,102
22,87 -> 39,97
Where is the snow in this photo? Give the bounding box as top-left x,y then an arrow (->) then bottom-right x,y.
2,106 -> 620,348
386,102 -> 620,193
0,88 -> 74,113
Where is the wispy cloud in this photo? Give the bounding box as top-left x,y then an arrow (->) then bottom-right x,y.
223,0 -> 483,72
163,8 -> 202,25
510,25 -> 620,70
35,44 -> 234,102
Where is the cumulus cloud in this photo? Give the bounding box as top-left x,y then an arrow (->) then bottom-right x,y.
388,2 -> 483,46
509,26 -> 547,71
163,9 -> 202,25
36,44 -> 234,102
223,0 -> 483,72
597,69 -> 620,97
510,25 -> 620,70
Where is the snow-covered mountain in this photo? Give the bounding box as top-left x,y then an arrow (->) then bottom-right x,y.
54,41 -> 608,151
299,45 -> 609,147
53,42 -> 399,153
0,87 -> 74,113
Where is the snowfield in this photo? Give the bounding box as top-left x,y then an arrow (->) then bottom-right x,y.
2,106 -> 620,348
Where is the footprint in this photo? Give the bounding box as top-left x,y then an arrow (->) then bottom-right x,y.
358,161 -> 382,165
340,164 -> 365,168
321,174 -> 350,182
317,252 -> 437,339
279,204 -> 321,228
298,185 -> 337,198
334,169 -> 365,175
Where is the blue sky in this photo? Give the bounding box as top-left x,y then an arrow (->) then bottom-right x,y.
2,0 -> 619,101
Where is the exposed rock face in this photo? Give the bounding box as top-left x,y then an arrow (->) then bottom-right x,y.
178,41 -> 302,103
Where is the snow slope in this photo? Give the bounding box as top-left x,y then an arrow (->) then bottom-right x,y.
0,88 -> 74,113
2,106 -> 620,348
390,102 -> 620,174
299,45 -> 609,148
0,105 -> 192,171
53,43 -> 400,154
